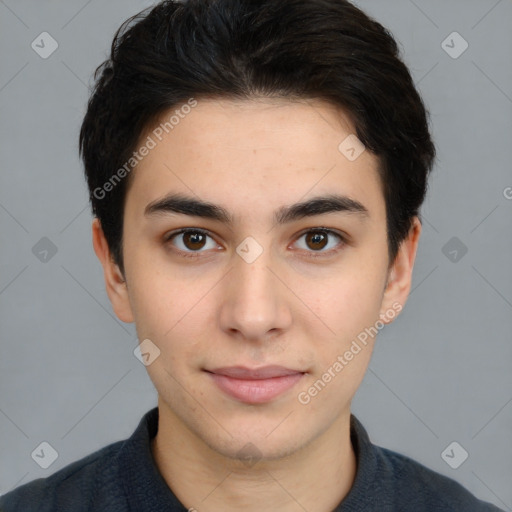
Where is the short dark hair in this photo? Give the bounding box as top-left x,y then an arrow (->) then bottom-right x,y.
79,0 -> 435,275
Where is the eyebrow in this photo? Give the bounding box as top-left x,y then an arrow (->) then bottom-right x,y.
144,192 -> 369,225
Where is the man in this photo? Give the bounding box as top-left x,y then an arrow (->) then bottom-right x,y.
0,0 -> 504,510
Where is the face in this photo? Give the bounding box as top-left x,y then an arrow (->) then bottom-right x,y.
93,97 -> 419,462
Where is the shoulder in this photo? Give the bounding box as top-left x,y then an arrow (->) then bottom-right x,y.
348,415 -> 504,511
374,445 -> 503,511
0,440 -> 126,512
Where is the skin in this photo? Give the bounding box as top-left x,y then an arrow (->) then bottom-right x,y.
92,97 -> 421,512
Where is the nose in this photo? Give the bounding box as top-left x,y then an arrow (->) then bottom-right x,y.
218,249 -> 293,343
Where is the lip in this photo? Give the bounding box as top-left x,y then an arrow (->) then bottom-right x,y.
208,365 -> 303,379
205,366 -> 306,404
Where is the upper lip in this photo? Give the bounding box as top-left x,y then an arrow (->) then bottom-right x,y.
206,365 -> 305,380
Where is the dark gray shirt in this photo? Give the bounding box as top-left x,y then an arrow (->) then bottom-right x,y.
0,407 -> 503,511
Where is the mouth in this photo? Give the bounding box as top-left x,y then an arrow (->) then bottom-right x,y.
204,365 -> 306,404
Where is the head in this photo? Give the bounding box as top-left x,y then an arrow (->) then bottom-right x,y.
81,0 -> 435,463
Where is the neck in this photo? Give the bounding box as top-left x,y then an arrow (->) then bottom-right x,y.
151,398 -> 357,512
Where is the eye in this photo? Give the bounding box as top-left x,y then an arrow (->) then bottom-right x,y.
164,227 -> 347,260
292,228 -> 346,257
165,228 -> 220,256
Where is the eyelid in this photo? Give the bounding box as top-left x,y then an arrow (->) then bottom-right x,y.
293,226 -> 347,241
164,228 -> 221,258
290,227 -> 347,258
164,227 -> 212,242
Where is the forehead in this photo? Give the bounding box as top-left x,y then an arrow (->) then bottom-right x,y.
124,97 -> 384,221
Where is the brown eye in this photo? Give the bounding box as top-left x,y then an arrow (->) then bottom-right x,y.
305,231 -> 329,251
293,229 -> 345,256
166,229 -> 218,254
182,231 -> 207,250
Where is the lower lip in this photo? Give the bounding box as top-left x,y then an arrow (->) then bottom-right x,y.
206,372 -> 305,404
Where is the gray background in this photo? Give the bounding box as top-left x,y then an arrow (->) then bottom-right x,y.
1,0 -> 511,509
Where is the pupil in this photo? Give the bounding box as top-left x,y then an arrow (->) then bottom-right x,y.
307,231 -> 327,250
185,232 -> 205,250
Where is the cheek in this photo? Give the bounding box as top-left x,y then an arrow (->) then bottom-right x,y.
296,277 -> 382,410
296,254 -> 387,379
304,256 -> 387,333
124,240 -> 188,331
126,260 -> 215,367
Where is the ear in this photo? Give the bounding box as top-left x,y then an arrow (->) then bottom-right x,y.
91,218 -> 134,323
379,217 -> 422,323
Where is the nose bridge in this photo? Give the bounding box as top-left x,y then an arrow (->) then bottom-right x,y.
235,250 -> 274,300
219,240 -> 292,339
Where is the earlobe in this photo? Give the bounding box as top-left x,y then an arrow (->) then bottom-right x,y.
91,218 -> 134,323
379,217 -> 422,323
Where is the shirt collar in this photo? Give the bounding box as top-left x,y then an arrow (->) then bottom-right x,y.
118,407 -> 187,511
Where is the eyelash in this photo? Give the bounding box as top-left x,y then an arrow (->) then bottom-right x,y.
163,227 -> 347,260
